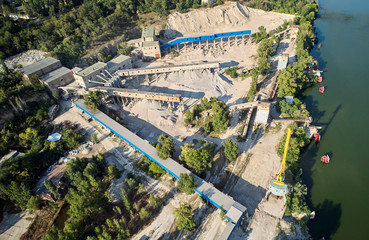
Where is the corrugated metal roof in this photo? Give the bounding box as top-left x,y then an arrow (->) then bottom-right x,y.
107,55 -> 131,69
277,60 -> 288,70
142,41 -> 159,47
142,26 -> 154,38
20,57 -> 60,76
76,62 -> 106,77
255,109 -> 269,124
40,67 -> 72,83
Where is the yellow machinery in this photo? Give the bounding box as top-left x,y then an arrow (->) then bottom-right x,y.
269,128 -> 292,197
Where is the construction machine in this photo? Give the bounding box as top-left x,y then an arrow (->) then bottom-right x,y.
269,128 -> 292,197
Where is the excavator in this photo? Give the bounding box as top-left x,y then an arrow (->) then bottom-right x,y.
268,128 -> 292,198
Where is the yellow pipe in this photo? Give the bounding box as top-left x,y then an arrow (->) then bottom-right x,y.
273,128 -> 292,185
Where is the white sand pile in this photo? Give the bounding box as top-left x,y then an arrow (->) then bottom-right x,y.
165,2 -> 294,38
153,69 -> 233,101
4,50 -> 48,69
129,99 -> 177,127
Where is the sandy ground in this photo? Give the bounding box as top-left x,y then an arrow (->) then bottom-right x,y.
4,50 -> 47,70
0,211 -> 35,240
164,2 -> 294,39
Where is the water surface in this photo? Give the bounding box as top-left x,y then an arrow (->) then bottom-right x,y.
301,0 -> 369,239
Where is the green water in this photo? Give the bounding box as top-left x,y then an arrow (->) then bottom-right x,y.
300,0 -> 369,239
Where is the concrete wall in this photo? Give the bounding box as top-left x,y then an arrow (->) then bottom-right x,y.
142,45 -> 161,59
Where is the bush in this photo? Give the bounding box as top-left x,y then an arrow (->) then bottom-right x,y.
139,207 -> 151,220
91,134 -> 99,144
27,195 -> 41,212
174,204 -> 196,232
223,139 -> 239,162
156,134 -> 174,160
225,67 -> 239,78
108,164 -> 121,179
177,173 -> 196,195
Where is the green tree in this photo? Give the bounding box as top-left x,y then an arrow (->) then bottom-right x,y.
184,110 -> 194,125
84,90 -> 102,110
27,195 -> 41,212
139,207 -> 151,220
0,181 -> 32,210
149,194 -> 162,208
212,110 -> 229,132
179,143 -> 213,174
148,162 -> 166,179
91,134 -> 99,144
156,134 -> 174,159
223,139 -> 239,162
174,204 -> 196,232
177,173 -> 196,195
108,164 -> 121,179
44,179 -> 60,199
19,128 -> 39,147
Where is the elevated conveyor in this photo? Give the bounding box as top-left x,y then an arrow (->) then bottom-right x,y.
90,86 -> 182,103
74,100 -> 247,240
116,62 -> 220,77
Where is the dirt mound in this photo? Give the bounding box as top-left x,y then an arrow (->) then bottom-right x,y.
165,2 -> 293,38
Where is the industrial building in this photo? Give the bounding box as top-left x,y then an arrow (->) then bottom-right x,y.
74,55 -> 131,88
19,57 -> 62,79
142,41 -> 161,59
141,26 -> 156,42
40,67 -> 74,90
19,57 -> 75,90
106,55 -> 132,72
74,62 -> 108,88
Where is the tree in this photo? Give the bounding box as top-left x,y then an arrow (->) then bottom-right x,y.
149,194 -> 162,208
177,173 -> 196,195
27,195 -> 41,212
179,143 -> 213,174
148,162 -> 166,179
84,90 -> 102,110
212,110 -> 229,132
174,204 -> 196,232
223,139 -> 239,162
19,128 -> 39,147
139,207 -> 151,220
91,134 -> 99,144
156,134 -> 174,159
44,179 -> 60,199
184,110 -> 194,125
0,181 -> 32,210
108,164 -> 121,179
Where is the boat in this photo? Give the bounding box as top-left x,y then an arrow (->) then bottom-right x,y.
314,133 -> 321,142
321,155 -> 330,163
319,86 -> 325,93
318,43 -> 322,50
310,211 -> 316,219
317,76 -> 322,83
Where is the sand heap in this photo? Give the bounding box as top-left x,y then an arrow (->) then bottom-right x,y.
129,99 -> 177,127
4,50 -> 47,69
165,2 -> 293,38
152,69 -> 233,101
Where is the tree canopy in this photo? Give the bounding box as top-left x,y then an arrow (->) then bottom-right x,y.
84,90 -> 102,110
156,134 -> 174,159
177,173 -> 196,195
179,143 -> 214,174
223,139 -> 239,162
174,204 -> 196,233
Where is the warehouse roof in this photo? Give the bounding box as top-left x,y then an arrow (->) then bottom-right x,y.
142,41 -> 159,47
76,62 -> 106,77
40,67 -> 72,83
142,26 -> 154,38
107,55 -> 131,69
20,57 -> 60,76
